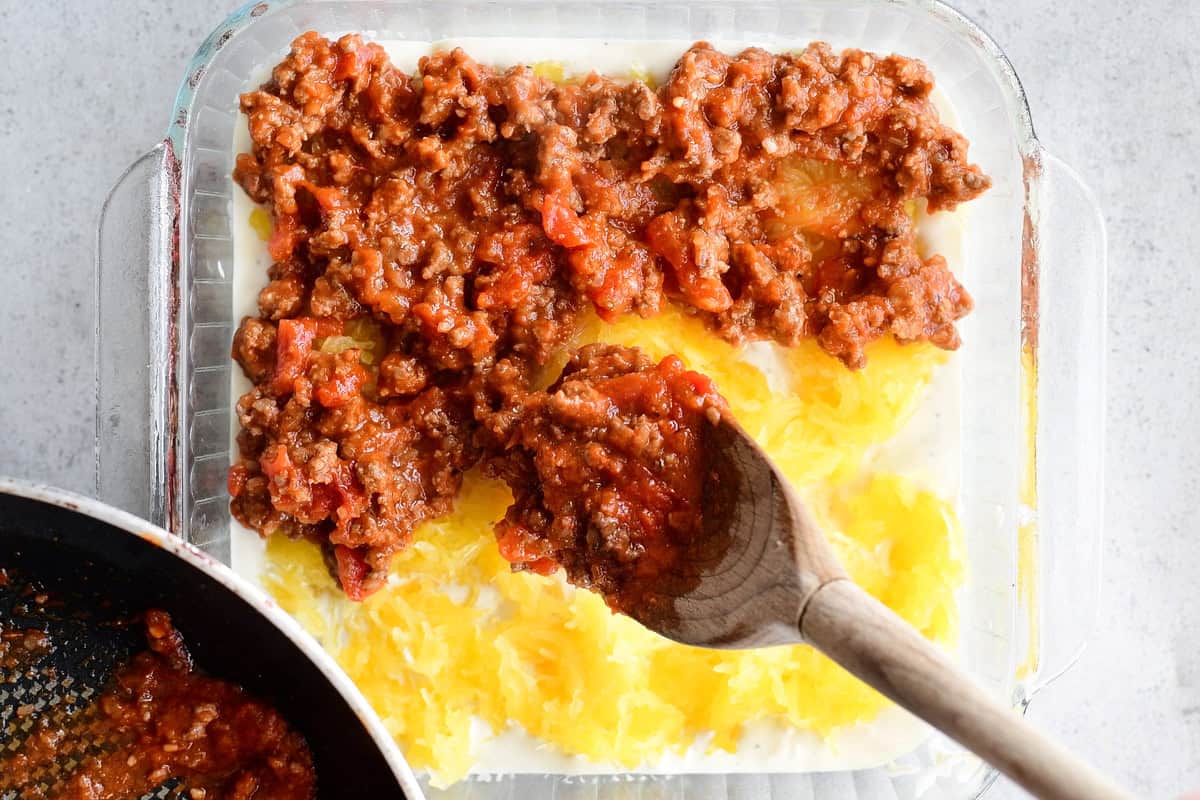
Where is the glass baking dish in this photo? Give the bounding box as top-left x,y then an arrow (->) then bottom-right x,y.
94,1 -> 1107,798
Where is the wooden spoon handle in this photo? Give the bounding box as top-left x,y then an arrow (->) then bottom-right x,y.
800,579 -> 1129,800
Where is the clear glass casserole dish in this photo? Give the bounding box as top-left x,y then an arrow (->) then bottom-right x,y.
94,1 -> 1107,798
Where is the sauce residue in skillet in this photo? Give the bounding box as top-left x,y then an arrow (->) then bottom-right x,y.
0,610 -> 316,800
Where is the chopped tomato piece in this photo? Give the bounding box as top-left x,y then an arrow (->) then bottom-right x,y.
540,190 -> 591,248
271,317 -> 344,396
299,181 -> 351,214
333,545 -> 371,602
260,445 -> 296,482
267,213 -> 301,262
271,318 -> 319,395
569,245 -> 657,323
329,465 -> 368,536
333,44 -> 376,80
644,212 -> 732,313
315,358 -> 368,408
259,445 -> 325,522
227,465 -> 249,498
670,356 -> 719,400
313,317 -> 345,339
495,522 -> 558,576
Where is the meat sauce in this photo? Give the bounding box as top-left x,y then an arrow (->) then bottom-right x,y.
230,33 -> 989,601
0,611 -> 316,800
484,344 -> 726,612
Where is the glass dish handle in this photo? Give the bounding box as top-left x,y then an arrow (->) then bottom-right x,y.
94,141 -> 179,530
1027,148 -> 1108,694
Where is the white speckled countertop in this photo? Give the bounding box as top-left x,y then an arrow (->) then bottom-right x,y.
0,1 -> 1196,796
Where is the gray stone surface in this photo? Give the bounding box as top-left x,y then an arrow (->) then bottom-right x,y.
0,0 -> 1194,796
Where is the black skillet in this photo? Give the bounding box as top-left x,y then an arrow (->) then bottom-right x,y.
0,479 -> 422,799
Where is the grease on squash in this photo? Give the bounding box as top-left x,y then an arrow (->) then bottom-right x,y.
264,306 -> 963,787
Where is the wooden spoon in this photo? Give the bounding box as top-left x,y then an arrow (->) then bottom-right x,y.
628,417 -> 1129,800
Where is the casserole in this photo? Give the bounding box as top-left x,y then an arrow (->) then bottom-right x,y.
95,1 -> 1107,797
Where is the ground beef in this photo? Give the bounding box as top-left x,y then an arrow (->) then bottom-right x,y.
229,32 -> 989,600
228,318 -> 478,599
482,344 -> 727,614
